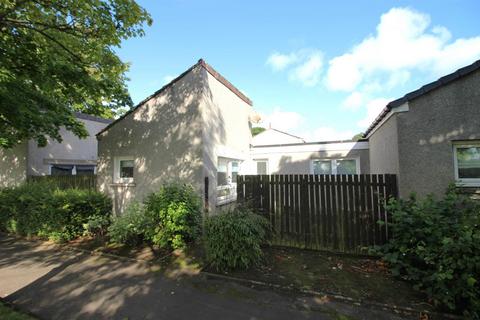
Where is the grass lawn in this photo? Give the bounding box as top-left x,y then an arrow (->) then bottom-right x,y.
66,236 -> 432,312
0,301 -> 36,320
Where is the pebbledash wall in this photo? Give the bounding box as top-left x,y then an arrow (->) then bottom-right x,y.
0,142 -> 28,188
0,113 -> 109,188
97,61 -> 252,214
28,113 -> 111,176
368,64 -> 480,198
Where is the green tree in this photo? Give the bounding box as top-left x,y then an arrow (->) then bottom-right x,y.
352,132 -> 364,141
251,126 -> 266,136
0,0 -> 152,148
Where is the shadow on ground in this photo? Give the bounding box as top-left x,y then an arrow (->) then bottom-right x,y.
0,235 -> 412,320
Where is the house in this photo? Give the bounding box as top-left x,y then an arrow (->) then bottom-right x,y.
96,59 -> 254,213
0,113 -> 111,187
243,139 -> 369,176
97,58 -> 480,213
366,59 -> 480,198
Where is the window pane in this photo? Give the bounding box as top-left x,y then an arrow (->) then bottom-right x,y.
457,147 -> 480,179
256,161 -> 267,175
337,160 -> 357,174
76,165 -> 95,176
217,172 -> 228,186
313,160 -> 331,174
217,158 -> 228,186
51,165 -> 73,176
120,160 -> 134,178
231,161 -> 239,183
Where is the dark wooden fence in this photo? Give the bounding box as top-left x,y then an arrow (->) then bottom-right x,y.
27,175 -> 97,190
237,174 -> 398,254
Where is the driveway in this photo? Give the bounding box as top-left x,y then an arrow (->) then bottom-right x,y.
0,235 -> 410,320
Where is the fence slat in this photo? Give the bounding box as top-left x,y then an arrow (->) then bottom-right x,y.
28,175 -> 97,190
237,174 -> 398,254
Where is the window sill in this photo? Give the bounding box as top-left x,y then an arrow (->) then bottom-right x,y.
110,182 -> 136,187
455,181 -> 480,188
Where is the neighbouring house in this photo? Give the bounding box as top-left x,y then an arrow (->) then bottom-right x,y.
366,59 -> 480,198
243,140 -> 369,176
96,59 -> 254,213
96,58 -> 480,213
0,112 -> 111,187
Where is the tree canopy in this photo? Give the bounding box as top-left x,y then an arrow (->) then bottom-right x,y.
251,126 -> 266,136
0,0 -> 152,148
352,132 -> 364,141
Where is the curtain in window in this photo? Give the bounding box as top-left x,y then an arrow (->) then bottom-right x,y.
51,164 -> 74,176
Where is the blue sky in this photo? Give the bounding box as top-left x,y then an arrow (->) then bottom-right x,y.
117,1 -> 480,141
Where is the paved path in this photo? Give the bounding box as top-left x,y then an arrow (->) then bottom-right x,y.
0,235 -> 409,320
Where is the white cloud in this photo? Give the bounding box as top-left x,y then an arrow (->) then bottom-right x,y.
357,98 -> 392,128
289,52 -> 323,86
261,108 -> 354,142
325,7 -> 480,92
266,52 -> 298,71
260,108 -> 305,132
266,50 -> 324,86
342,91 -> 364,110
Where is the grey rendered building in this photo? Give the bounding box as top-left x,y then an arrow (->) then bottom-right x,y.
366,59 -> 480,198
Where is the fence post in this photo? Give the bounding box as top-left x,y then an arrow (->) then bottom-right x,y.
204,176 -> 209,212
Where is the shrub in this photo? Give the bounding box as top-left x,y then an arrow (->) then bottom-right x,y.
204,206 -> 270,271
144,183 -> 202,250
83,214 -> 111,238
108,201 -> 149,246
380,187 -> 480,316
0,182 -> 111,242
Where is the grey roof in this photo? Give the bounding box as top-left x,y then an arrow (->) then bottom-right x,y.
252,139 -> 366,148
364,59 -> 480,137
75,112 -> 113,124
263,128 -> 305,142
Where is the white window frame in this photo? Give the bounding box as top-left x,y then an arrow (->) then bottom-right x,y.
254,159 -> 269,175
114,156 -> 134,184
310,158 -> 360,175
453,142 -> 480,187
216,157 -> 242,206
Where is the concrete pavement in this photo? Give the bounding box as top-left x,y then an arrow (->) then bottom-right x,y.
0,235 -> 410,320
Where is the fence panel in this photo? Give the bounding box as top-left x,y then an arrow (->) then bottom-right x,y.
237,173 -> 398,254
27,175 -> 97,190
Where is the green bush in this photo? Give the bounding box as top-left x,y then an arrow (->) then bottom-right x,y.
108,201 -> 149,246
381,187 -> 480,316
144,183 -> 202,250
83,214 -> 111,238
0,182 -> 111,242
204,206 -> 270,271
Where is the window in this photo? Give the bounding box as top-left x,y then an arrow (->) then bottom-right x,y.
76,165 -> 95,176
256,160 -> 268,175
50,164 -> 96,176
217,158 -> 228,186
454,143 -> 480,186
312,160 -> 331,174
231,161 -> 239,183
311,158 -> 359,175
51,164 -> 74,176
216,157 -> 241,205
336,159 -> 357,174
114,157 -> 134,183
